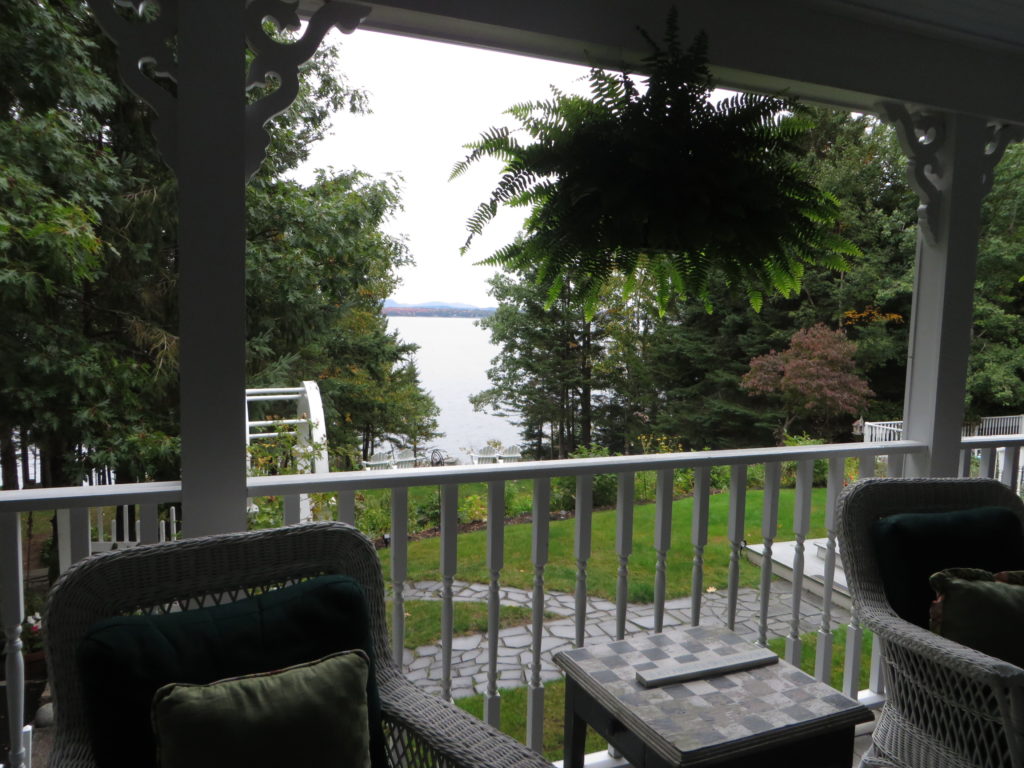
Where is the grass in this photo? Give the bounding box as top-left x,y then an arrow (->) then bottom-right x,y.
380,488 -> 830,602
454,626 -> 874,762
455,677 -> 607,762
387,600 -> 552,649
766,625 -> 874,691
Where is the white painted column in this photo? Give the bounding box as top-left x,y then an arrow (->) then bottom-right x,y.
886,106 -> 1021,478
177,0 -> 249,535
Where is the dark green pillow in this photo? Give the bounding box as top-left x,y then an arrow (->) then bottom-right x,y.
151,649 -> 371,768
930,568 -> 1024,668
871,506 -> 1024,627
78,574 -> 388,768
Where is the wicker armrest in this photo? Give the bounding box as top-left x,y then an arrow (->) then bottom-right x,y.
377,667 -> 553,768
861,605 -> 1024,685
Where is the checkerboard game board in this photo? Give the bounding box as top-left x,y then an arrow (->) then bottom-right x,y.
555,625 -> 869,766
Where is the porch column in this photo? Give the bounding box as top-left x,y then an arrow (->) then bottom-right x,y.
87,1 -> 368,536
884,106 -> 1021,477
177,0 -> 249,536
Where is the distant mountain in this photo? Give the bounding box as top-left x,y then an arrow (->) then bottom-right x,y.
385,299 -> 487,310
383,299 -> 496,318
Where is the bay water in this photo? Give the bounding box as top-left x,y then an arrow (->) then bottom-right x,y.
387,316 -> 521,461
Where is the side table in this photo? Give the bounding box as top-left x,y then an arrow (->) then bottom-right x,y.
554,625 -> 871,768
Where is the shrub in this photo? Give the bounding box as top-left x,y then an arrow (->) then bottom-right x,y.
551,446 -> 618,511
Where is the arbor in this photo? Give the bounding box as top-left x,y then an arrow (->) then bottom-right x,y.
741,323 -> 873,442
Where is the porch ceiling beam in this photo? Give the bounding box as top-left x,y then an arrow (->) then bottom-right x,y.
296,0 -> 1024,124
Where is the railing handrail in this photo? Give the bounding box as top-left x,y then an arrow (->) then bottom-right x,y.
0,440 -> 926,515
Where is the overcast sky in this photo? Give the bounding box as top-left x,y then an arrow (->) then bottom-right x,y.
293,29 -> 592,308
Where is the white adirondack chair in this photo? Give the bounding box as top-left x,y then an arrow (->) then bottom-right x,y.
364,450 -> 393,470
394,449 -> 418,469
498,445 -> 522,463
471,445 -> 499,464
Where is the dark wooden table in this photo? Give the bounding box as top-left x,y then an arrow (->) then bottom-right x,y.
554,626 -> 872,768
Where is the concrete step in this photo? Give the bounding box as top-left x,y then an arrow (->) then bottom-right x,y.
745,538 -> 851,611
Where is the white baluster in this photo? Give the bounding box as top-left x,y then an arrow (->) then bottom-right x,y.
814,458 -> 842,683
1,512 -> 26,768
758,462 -> 781,647
691,467 -> 711,625
726,465 -> 747,631
390,488 -> 408,668
139,503 -> 160,544
337,489 -> 356,525
527,478 -> 550,753
439,484 -> 458,701
653,469 -> 673,633
1001,446 -> 1020,493
785,460 -> 812,665
614,472 -> 634,640
843,609 -> 864,700
573,475 -> 593,648
980,447 -> 997,478
283,493 -> 301,525
484,480 -> 505,728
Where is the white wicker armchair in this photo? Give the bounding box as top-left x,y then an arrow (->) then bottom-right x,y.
43,521 -> 553,768
837,477 -> 1024,768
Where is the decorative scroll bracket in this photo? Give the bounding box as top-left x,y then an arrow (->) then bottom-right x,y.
245,0 -> 370,181
882,102 -> 1024,245
86,0 -> 180,171
85,0 -> 369,181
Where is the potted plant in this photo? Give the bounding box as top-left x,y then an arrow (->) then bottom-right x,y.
452,11 -> 857,316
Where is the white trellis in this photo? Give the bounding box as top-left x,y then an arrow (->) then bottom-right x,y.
245,381 -> 329,523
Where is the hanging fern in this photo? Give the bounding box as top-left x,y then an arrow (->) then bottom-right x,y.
452,12 -> 858,316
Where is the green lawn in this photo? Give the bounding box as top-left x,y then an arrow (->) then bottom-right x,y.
388,599 -> 554,649
381,488 -> 829,602
455,678 -> 607,762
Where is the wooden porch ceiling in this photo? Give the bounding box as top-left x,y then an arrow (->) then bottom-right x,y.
295,0 -> 1024,124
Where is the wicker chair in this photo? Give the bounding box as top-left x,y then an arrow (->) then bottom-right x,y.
43,521 -> 553,768
837,477 -> 1024,768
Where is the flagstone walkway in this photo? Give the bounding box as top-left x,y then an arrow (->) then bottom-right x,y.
397,580 -> 853,700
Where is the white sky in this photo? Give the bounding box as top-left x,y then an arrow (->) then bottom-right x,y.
293,29 -> 593,308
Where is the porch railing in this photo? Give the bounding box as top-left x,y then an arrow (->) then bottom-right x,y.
12,436 -> 1024,768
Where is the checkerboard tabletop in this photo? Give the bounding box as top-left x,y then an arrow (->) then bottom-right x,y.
554,625 -> 871,766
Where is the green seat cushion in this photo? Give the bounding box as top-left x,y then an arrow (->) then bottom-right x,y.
930,568 -> 1024,668
78,574 -> 388,768
871,506 -> 1024,627
151,649 -> 371,768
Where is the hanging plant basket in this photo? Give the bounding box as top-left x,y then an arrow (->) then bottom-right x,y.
453,12 -> 857,315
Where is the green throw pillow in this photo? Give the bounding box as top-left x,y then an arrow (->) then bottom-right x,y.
871,506 -> 1024,627
929,568 -> 1024,668
78,574 -> 389,768
152,650 -> 371,768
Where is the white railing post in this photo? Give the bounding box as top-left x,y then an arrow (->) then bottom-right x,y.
757,462 -> 781,647
690,466 -> 711,625
484,480 -> 505,728
814,457 -> 843,682
439,484 -> 458,701
614,472 -> 634,640
527,477 -> 550,753
785,460 -> 813,665
726,465 -> 746,631
1,511 -> 27,768
653,469 -> 674,633
337,490 -> 356,526
573,475 -> 593,648
390,488 -> 408,667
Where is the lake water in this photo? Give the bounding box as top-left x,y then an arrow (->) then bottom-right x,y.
387,316 -> 521,460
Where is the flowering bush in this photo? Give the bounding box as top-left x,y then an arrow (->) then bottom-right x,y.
22,612 -> 43,654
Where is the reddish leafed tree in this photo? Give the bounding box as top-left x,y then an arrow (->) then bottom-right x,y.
741,323 -> 873,442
